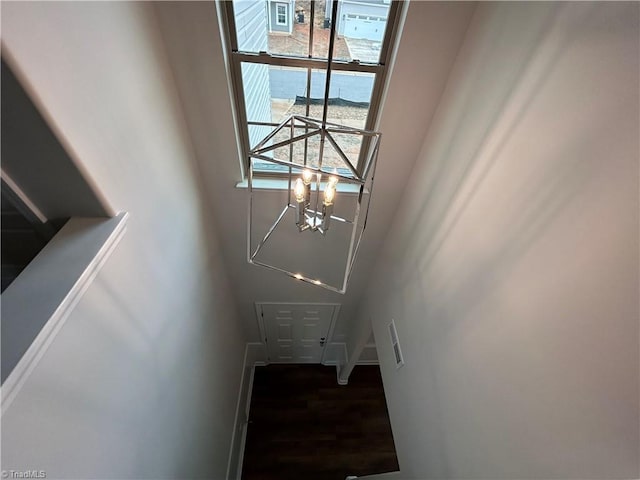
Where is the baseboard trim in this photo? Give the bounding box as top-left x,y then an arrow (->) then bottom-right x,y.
356,471 -> 402,479
244,363 -> 256,418
322,342 -> 347,367
337,343 -> 349,384
236,364 -> 257,480
337,366 -> 349,386
236,422 -> 248,480
226,343 -> 250,480
227,342 -> 265,480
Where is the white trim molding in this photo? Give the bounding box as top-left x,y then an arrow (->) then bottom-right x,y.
356,343 -> 379,365
275,2 -> 288,26
322,342 -> 349,385
1,168 -> 48,224
322,342 -> 348,366
1,213 -> 128,413
226,342 -> 268,480
356,472 -> 402,479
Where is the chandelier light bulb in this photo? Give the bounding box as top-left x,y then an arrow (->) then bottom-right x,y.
302,169 -> 313,185
294,178 -> 305,202
323,183 -> 336,205
328,168 -> 339,186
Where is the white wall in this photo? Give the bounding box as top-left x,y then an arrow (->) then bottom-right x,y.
356,2 -> 639,478
340,1 -> 476,375
1,2 -> 246,478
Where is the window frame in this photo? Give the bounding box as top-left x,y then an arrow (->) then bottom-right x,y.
219,0 -> 404,179
276,3 -> 288,26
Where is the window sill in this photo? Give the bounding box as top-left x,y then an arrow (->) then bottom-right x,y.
236,178 -> 366,194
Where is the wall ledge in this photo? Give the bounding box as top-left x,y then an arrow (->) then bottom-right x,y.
1,213 -> 128,413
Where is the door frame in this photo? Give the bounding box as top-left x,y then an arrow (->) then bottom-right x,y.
254,302 -> 341,364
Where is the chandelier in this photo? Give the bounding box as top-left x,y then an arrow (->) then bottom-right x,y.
247,115 -> 381,294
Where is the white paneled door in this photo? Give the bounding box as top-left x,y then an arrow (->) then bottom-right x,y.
260,304 -> 337,363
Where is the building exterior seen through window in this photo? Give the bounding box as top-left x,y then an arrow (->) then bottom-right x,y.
221,0 -> 402,177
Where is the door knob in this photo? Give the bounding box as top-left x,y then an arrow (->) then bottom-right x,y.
320,338 -> 326,346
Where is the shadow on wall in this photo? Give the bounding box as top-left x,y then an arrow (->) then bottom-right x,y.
1,2 -> 247,479
364,1 -> 638,477
395,3 -> 560,284
389,2 -> 617,319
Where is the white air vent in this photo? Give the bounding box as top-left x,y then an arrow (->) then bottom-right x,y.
388,320 -> 404,369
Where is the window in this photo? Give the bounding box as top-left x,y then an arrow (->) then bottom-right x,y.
221,0 -> 403,177
276,3 -> 288,26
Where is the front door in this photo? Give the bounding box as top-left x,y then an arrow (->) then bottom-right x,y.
261,304 -> 337,363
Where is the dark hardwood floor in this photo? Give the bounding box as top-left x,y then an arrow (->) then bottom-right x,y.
241,364 -> 399,480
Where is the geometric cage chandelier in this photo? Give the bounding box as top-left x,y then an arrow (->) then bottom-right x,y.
247,114 -> 381,294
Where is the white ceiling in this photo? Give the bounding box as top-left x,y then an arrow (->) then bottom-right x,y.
154,1 -> 476,341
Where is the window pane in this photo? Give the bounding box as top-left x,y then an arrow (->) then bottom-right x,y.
244,63 -> 315,171
240,62 -> 272,149
262,69 -> 373,174
310,3 -> 333,59
248,124 -> 274,149
241,63 -> 312,125
324,71 -> 374,172
231,1 -> 391,62
232,0 -> 269,53
324,70 -> 374,127
233,0 -> 311,57
331,0 -> 391,63
276,4 -> 287,25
